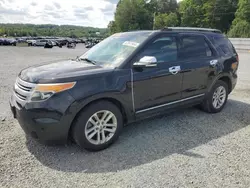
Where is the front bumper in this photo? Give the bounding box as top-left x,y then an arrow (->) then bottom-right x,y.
10,92 -> 75,145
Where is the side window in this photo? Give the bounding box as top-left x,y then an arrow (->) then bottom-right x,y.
138,36 -> 178,63
211,36 -> 235,56
180,36 -> 213,59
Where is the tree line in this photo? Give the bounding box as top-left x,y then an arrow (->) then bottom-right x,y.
109,0 -> 250,38
0,24 -> 108,38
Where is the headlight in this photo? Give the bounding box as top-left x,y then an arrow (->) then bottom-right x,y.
29,82 -> 76,102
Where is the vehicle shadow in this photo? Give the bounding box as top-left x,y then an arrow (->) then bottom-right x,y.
26,99 -> 250,173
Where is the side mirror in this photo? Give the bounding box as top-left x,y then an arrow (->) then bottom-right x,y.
133,56 -> 157,68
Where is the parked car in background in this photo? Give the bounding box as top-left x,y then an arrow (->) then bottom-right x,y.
67,41 -> 76,49
85,42 -> 95,48
33,39 -> 56,47
0,38 -> 4,45
6,38 -> 17,46
75,39 -> 82,44
44,41 -> 54,49
50,40 -> 57,46
33,39 -> 48,46
27,39 -> 36,46
58,39 -> 69,46
16,37 -> 27,43
0,38 -> 17,46
10,27 -> 238,151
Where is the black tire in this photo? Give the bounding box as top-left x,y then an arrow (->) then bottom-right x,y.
72,101 -> 123,151
201,80 -> 228,113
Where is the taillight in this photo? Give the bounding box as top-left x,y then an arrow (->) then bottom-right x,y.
231,62 -> 238,70
232,54 -> 239,71
236,54 -> 239,62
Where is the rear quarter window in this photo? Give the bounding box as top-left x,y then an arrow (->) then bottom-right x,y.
210,36 -> 236,56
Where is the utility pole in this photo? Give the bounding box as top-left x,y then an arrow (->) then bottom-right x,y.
145,0 -> 157,30
153,12 -> 156,30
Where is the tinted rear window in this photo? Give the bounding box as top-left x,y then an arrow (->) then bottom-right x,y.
210,36 -> 236,56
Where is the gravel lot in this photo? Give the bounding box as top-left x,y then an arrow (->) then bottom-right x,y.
1,45 -> 250,188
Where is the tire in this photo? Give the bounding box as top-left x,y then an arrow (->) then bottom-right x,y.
72,101 -> 123,151
201,80 -> 228,113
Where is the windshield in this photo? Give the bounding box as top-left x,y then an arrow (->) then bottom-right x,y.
79,31 -> 153,68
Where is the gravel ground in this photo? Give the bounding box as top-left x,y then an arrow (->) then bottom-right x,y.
0,45 -> 250,188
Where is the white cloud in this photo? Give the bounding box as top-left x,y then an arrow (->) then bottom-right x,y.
0,0 -> 182,28
0,0 -> 117,28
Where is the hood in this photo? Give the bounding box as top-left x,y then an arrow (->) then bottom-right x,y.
19,59 -> 112,83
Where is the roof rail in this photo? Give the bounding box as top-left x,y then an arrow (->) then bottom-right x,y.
161,27 -> 222,33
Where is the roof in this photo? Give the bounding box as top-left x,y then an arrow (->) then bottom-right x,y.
115,27 -> 223,37
161,27 -> 222,34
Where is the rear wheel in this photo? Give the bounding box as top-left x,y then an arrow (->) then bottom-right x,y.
201,80 -> 228,113
72,101 -> 123,151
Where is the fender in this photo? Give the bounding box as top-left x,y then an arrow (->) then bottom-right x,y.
65,91 -> 135,130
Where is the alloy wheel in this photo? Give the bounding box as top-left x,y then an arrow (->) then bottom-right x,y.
212,86 -> 226,109
85,110 -> 117,145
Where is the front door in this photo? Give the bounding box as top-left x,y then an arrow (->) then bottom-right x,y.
132,34 -> 183,114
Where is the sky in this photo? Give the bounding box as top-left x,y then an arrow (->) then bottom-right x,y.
0,0 -> 180,28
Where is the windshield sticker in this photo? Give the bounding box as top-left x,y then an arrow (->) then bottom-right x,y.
122,41 -> 139,48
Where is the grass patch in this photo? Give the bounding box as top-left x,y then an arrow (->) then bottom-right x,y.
16,43 -> 29,47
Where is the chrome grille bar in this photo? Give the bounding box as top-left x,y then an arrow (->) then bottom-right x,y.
14,78 -> 36,104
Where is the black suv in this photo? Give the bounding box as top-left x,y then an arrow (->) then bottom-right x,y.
10,27 -> 238,151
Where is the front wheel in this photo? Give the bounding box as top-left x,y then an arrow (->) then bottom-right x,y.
201,80 -> 229,113
72,101 -> 123,151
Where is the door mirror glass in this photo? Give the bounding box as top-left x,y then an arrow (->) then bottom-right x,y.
133,56 -> 157,68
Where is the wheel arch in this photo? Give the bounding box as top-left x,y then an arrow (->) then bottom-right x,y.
83,97 -> 128,123
218,76 -> 232,93
67,97 -> 130,139
208,73 -> 233,94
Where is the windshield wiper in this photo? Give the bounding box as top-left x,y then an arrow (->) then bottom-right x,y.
77,57 -> 97,65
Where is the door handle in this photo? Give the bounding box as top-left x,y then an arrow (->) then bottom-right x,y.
210,60 -> 218,67
169,66 -> 181,75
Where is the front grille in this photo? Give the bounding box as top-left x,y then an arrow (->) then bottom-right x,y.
14,78 -> 36,102
16,82 -> 32,92
15,91 -> 26,100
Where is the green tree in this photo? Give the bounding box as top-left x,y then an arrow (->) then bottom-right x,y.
228,20 -> 250,37
156,0 -> 178,13
108,21 -> 117,34
234,0 -> 250,22
0,24 -> 108,38
179,0 -> 237,33
145,0 -> 178,14
114,0 -> 153,32
229,0 -> 250,37
179,0 -> 204,27
205,0 -> 238,33
154,13 -> 179,29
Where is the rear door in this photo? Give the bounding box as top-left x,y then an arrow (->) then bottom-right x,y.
179,34 -> 218,98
